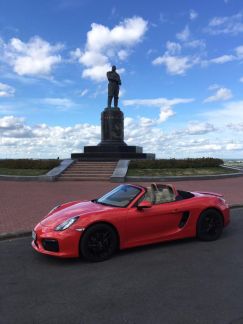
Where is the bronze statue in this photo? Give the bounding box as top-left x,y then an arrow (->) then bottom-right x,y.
107,65 -> 121,108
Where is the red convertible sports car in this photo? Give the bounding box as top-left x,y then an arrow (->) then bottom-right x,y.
32,183 -> 230,262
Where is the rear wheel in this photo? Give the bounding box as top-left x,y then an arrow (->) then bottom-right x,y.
80,223 -> 118,262
197,209 -> 223,241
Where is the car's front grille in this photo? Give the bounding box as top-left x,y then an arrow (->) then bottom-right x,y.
42,239 -> 59,252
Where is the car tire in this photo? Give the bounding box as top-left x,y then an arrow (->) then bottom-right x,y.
197,209 -> 224,241
80,223 -> 118,262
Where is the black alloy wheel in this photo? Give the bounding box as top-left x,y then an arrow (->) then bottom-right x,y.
197,209 -> 224,241
80,223 -> 118,262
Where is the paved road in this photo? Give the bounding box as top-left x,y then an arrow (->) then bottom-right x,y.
1,209 -> 243,324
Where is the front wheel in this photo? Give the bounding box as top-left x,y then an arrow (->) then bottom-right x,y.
197,209 -> 224,241
80,223 -> 118,262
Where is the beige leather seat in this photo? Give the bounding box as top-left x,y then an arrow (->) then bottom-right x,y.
143,184 -> 175,205
154,188 -> 175,204
144,187 -> 155,203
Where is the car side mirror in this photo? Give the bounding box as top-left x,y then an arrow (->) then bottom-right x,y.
137,201 -> 152,209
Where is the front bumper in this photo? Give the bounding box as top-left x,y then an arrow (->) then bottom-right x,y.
32,223 -> 82,258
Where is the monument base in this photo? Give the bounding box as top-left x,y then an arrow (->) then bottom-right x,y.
71,152 -> 155,161
71,144 -> 155,160
71,106 -> 155,160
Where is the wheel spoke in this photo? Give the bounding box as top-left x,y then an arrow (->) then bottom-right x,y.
87,230 -> 112,257
198,211 -> 223,241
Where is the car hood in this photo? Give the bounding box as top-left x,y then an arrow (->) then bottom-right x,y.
40,201 -> 113,228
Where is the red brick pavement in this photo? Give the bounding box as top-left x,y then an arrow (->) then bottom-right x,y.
0,178 -> 242,235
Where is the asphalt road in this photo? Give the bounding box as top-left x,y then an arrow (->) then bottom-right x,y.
1,209 -> 243,324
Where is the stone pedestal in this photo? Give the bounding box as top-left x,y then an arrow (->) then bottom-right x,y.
71,107 -> 155,160
99,107 -> 126,146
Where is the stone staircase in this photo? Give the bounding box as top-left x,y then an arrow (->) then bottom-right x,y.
58,161 -> 118,181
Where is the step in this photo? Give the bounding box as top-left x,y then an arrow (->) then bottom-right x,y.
70,169 -> 114,172
59,177 -> 110,181
70,163 -> 116,166
61,173 -> 112,177
72,165 -> 116,168
72,167 -> 116,170
57,161 -> 117,181
74,162 -> 117,166
62,170 -> 112,174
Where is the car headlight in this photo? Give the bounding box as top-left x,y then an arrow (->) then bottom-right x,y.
55,216 -> 79,231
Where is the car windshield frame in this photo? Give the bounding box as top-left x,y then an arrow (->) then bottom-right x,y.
96,184 -> 142,208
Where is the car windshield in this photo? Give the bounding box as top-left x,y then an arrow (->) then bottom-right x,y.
96,185 -> 141,208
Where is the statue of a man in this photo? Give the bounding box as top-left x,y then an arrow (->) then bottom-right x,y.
107,65 -> 121,108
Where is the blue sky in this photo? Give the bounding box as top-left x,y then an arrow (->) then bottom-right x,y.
0,0 -> 243,159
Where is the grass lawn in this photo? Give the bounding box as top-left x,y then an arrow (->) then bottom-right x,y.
126,167 -> 238,177
0,168 -> 49,176
224,161 -> 243,168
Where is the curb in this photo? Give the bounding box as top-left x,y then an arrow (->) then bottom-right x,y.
125,172 -> 243,182
1,204 -> 242,241
0,230 -> 31,241
230,204 -> 243,209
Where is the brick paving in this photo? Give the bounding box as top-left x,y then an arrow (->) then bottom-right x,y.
0,177 -> 243,235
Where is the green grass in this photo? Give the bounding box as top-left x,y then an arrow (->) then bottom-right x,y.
0,168 -> 49,176
0,159 -> 61,176
126,167 -> 237,177
129,158 -> 224,169
0,159 -> 60,170
224,161 -> 243,168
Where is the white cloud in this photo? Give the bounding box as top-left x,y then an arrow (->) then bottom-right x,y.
0,82 -> 15,97
123,97 -> 194,108
189,144 -> 222,152
227,123 -> 243,131
159,107 -> 175,123
152,38 -> 200,75
208,84 -> 221,90
185,122 -> 217,135
206,12 -> 243,35
118,49 -> 129,60
80,89 -> 89,97
42,98 -> 75,109
72,16 -> 148,82
139,117 -> 156,127
235,45 -> 243,58
204,87 -> 233,103
0,115 -> 25,129
226,143 -> 243,150
239,77 -> 243,83
210,54 -> 235,64
185,39 -> 206,49
206,45 -> 243,66
1,113 -> 242,159
209,17 -> 228,27
0,116 -> 101,158
176,25 -> 190,42
0,36 -> 63,76
165,41 -> 181,54
123,97 -> 194,124
82,64 -> 111,82
153,54 -> 196,75
202,100 -> 243,126
190,10 -> 198,21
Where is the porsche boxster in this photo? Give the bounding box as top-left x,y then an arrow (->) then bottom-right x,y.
32,183 -> 230,262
